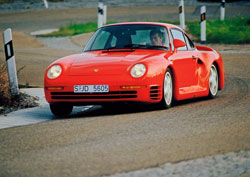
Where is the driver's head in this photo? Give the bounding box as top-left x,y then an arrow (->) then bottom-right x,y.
150,29 -> 164,46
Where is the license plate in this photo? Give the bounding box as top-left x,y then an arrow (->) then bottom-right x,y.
74,85 -> 109,93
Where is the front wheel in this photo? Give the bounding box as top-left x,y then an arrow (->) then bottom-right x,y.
208,64 -> 219,98
160,68 -> 173,108
50,103 -> 73,118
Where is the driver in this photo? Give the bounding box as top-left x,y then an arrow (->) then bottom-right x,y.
150,29 -> 165,46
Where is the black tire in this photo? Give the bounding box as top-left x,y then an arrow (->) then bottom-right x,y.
160,68 -> 173,109
208,64 -> 219,99
50,103 -> 73,118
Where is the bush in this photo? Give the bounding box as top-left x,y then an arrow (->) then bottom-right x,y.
0,62 -> 11,106
0,62 -> 38,114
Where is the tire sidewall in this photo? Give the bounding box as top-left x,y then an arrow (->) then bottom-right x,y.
209,64 -> 219,98
161,68 -> 173,109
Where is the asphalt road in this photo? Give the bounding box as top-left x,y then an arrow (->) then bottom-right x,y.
0,5 -> 250,177
0,52 -> 250,177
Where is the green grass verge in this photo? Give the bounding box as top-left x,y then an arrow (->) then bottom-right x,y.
41,22 -> 97,37
187,17 -> 250,44
41,17 -> 250,44
40,21 -> 118,37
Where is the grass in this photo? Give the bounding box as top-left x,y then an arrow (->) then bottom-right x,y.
41,22 -> 97,37
187,17 -> 250,44
40,17 -> 250,44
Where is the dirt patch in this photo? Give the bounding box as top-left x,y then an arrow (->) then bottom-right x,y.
0,92 -> 39,115
0,31 -> 76,87
208,44 -> 250,51
0,61 -> 39,115
70,32 -> 93,48
0,30 -> 43,49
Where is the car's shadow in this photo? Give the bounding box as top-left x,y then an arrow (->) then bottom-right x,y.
69,103 -> 162,119
63,96 -> 214,119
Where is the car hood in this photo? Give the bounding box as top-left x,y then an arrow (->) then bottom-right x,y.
68,50 -> 167,76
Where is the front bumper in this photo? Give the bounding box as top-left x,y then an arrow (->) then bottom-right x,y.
45,84 -> 162,105
44,74 -> 163,105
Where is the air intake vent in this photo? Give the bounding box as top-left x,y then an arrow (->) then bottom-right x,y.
150,86 -> 161,100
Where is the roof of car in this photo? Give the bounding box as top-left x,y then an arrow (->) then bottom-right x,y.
103,22 -> 182,30
102,22 -> 183,31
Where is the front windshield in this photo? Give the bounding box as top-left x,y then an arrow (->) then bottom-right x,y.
84,24 -> 170,52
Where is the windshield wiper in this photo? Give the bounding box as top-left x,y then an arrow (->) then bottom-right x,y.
146,45 -> 168,50
124,44 -> 148,49
103,46 -> 135,52
105,46 -> 119,50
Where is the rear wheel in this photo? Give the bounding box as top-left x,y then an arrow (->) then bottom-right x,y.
160,68 -> 173,108
50,103 -> 73,118
208,64 -> 219,98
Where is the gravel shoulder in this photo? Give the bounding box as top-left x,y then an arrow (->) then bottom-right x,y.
110,151 -> 250,177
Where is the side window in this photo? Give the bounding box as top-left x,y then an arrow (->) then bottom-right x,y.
184,34 -> 195,50
170,29 -> 187,51
168,30 -> 174,51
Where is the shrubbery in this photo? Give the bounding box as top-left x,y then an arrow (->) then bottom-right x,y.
0,62 -> 38,114
0,62 -> 11,107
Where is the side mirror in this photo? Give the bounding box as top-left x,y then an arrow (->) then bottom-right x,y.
173,39 -> 186,49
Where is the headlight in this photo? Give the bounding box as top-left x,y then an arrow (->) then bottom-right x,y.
130,64 -> 146,78
47,65 -> 62,79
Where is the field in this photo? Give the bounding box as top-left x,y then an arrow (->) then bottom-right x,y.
42,17 -> 250,44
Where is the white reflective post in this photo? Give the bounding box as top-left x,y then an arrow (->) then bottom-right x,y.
3,28 -> 19,97
43,0 -> 48,9
98,2 -> 104,28
220,0 -> 225,21
103,5 -> 107,25
179,0 -> 185,30
200,6 -> 206,44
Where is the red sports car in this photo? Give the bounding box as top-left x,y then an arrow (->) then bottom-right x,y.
44,22 -> 225,117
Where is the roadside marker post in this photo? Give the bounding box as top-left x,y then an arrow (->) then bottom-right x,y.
200,6 -> 206,44
98,2 -> 104,28
179,0 -> 185,30
3,28 -> 19,97
103,5 -> 107,25
220,0 -> 225,21
43,0 -> 48,9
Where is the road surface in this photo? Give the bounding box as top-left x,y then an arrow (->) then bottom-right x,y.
0,4 -> 250,177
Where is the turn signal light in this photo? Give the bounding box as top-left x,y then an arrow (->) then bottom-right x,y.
46,86 -> 64,91
120,85 -> 146,89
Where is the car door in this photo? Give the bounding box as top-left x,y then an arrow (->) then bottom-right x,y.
169,29 -> 197,91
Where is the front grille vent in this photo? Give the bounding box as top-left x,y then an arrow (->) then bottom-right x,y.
50,91 -> 137,100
